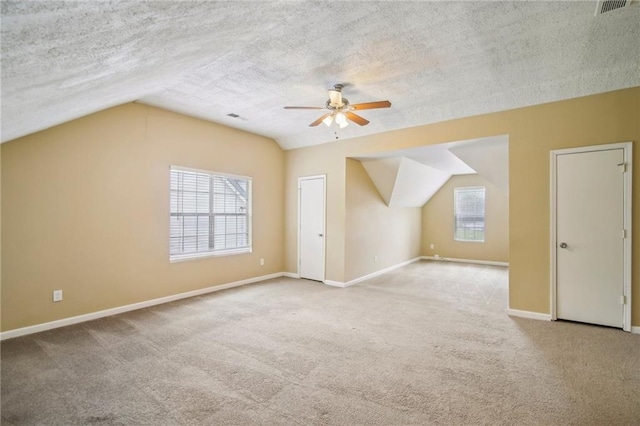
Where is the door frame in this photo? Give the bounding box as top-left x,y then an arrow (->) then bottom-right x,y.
297,174 -> 327,282
550,142 -> 632,331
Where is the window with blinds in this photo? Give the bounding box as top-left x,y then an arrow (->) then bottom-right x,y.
170,166 -> 252,261
454,186 -> 485,242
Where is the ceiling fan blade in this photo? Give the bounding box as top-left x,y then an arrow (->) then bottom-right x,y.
345,111 -> 370,126
284,106 -> 324,110
310,113 -> 332,127
350,101 -> 392,110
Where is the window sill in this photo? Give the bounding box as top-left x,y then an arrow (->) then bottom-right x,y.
454,239 -> 485,243
170,247 -> 252,263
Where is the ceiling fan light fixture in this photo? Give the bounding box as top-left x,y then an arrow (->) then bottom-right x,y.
284,84 -> 390,128
335,112 -> 348,128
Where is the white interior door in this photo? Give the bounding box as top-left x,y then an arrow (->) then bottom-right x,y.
555,148 -> 625,328
299,176 -> 325,281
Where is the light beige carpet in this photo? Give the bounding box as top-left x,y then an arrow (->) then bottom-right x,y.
1,261 -> 639,425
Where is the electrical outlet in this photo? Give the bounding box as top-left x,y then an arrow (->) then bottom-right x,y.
53,290 -> 63,302
430,243 -> 435,250
434,254 -> 441,260
374,255 -> 378,263
260,258 -> 264,266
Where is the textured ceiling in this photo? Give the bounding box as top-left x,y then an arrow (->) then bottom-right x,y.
2,1 -> 639,148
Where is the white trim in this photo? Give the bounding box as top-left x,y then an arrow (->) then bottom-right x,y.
550,142 -> 632,156
170,165 -> 251,181
623,143 -> 633,332
453,186 -> 486,243
323,257 -> 423,288
421,256 -> 508,267
283,272 -> 300,279
323,280 -> 347,288
169,166 -> 253,263
550,142 -> 632,332
297,174 -> 327,282
507,308 -> 552,321
346,257 -> 422,286
550,148 -> 558,321
0,272 -> 284,341
631,326 -> 640,335
169,247 -> 252,263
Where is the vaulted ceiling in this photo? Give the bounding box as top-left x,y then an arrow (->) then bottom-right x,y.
2,1 -> 639,149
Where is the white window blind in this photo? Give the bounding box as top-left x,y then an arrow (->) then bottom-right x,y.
170,166 -> 252,261
454,186 -> 485,242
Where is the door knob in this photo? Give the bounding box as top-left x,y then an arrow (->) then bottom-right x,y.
559,242 -> 568,248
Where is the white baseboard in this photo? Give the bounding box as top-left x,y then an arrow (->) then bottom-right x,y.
508,310 -> 639,333
323,280 -> 347,288
507,308 -> 552,321
282,272 -> 300,279
422,256 -> 509,267
323,257 -> 423,288
0,272 -> 285,341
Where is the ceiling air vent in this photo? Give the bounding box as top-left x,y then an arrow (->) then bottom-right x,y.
595,0 -> 632,15
226,113 -> 248,121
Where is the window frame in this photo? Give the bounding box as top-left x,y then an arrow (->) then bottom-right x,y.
169,165 -> 252,263
453,186 -> 486,243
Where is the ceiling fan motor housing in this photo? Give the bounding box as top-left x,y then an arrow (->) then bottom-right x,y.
328,84 -> 345,107
326,98 -> 349,110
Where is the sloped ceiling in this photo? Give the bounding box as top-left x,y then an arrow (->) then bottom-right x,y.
390,158 -> 451,208
356,135 -> 508,207
449,136 -> 509,195
359,157 -> 402,206
1,2 -> 639,148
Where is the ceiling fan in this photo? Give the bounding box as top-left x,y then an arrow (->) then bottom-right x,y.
284,84 -> 391,128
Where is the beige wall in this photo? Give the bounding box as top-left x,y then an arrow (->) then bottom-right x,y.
1,103 -> 285,331
345,159 -> 421,282
2,87 -> 639,332
285,142 -> 348,282
284,87 -> 640,325
422,174 -> 509,263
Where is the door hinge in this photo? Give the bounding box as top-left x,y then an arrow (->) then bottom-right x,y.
620,295 -> 626,305
622,229 -> 627,239
617,162 -> 627,172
